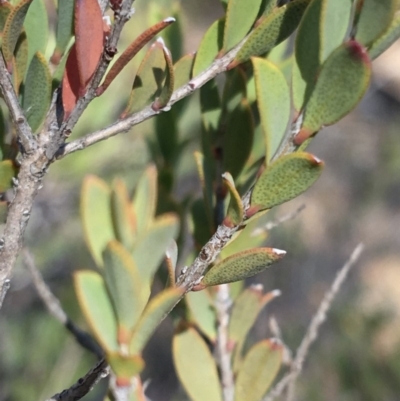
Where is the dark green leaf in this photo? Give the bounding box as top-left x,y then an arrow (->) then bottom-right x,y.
22,51 -> 51,132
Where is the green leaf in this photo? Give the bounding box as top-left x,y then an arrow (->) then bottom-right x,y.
130,287 -> 184,354
132,213 -> 179,286
0,3 -> 13,34
252,57 -> 290,162
222,172 -> 244,227
354,0 -> 397,47
229,287 -> 280,370
223,100 -> 254,180
299,40 -> 371,140
222,68 -> 247,114
202,247 -> 285,287
173,328 -> 223,401
24,0 -> 48,66
229,0 -> 311,68
192,18 -> 224,76
74,270 -> 118,352
103,241 -> 148,340
22,51 -> 51,132
152,38 -> 175,111
185,290 -> 217,341
132,165 -> 157,237
260,0 -> 277,18
107,353 -> 144,383
13,31 -> 28,92
123,41 -> 167,115
234,339 -> 283,401
0,160 -> 16,191
223,0 -> 263,52
174,53 -> 195,89
191,198 -> 214,248
292,0 -> 352,111
369,13 -> 400,59
2,0 -> 33,65
155,111 -> 179,169
81,175 -> 114,267
111,178 -> 135,249
54,0 -> 74,57
250,152 -> 324,212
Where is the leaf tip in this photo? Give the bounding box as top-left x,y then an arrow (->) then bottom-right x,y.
346,39 -> 370,65
272,248 -> 286,257
164,17 -> 176,24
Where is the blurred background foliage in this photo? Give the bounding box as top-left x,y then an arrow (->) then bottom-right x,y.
1,0 -> 400,400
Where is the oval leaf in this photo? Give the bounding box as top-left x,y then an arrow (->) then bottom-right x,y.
369,13 -> 400,60
98,18 -> 175,95
123,41 -> 167,116
2,0 -> 33,66
74,270 -> 118,352
130,287 -> 184,354
103,240 -> 148,343
185,290 -> 217,341
192,18 -> 224,76
54,0 -> 74,58
22,51 -> 51,132
250,152 -> 324,211
229,0 -> 311,68
173,328 -> 223,401
111,178 -> 135,249
222,172 -> 244,227
201,247 -> 286,287
252,57 -> 290,162
74,0 -> 103,90
13,31 -> 28,92
234,339 -> 283,401
61,43 -> 80,120
223,0 -> 263,52
132,213 -> 179,286
24,0 -> 49,65
174,53 -> 195,89
299,40 -> 371,140
81,175 -> 114,267
354,0 -> 397,47
132,165 -> 157,237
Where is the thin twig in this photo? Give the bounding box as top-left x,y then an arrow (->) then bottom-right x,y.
0,53 -> 36,154
45,358 -> 109,401
215,284 -> 235,401
23,249 -> 103,358
59,37 -> 247,158
263,243 -> 364,401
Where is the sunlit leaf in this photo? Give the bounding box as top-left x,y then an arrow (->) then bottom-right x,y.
13,31 -> 28,91
81,175 -> 114,267
174,53 -> 195,89
24,0 -> 48,65
74,270 -> 118,352
235,339 -> 283,401
369,13 -> 400,59
202,247 -> 285,286
222,172 -> 243,227
54,0 -> 74,58
298,40 -> 371,142
252,57 -> 290,162
250,152 -> 324,212
354,0 -> 397,47
223,0 -> 263,52
229,0 -> 311,68
173,328 -> 223,401
22,52 -> 51,132
130,287 -> 184,354
192,18 -> 224,76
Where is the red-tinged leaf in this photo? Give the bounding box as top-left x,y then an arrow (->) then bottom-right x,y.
2,0 -> 33,68
97,17 -> 176,96
74,0 -> 103,92
61,43 -> 80,120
